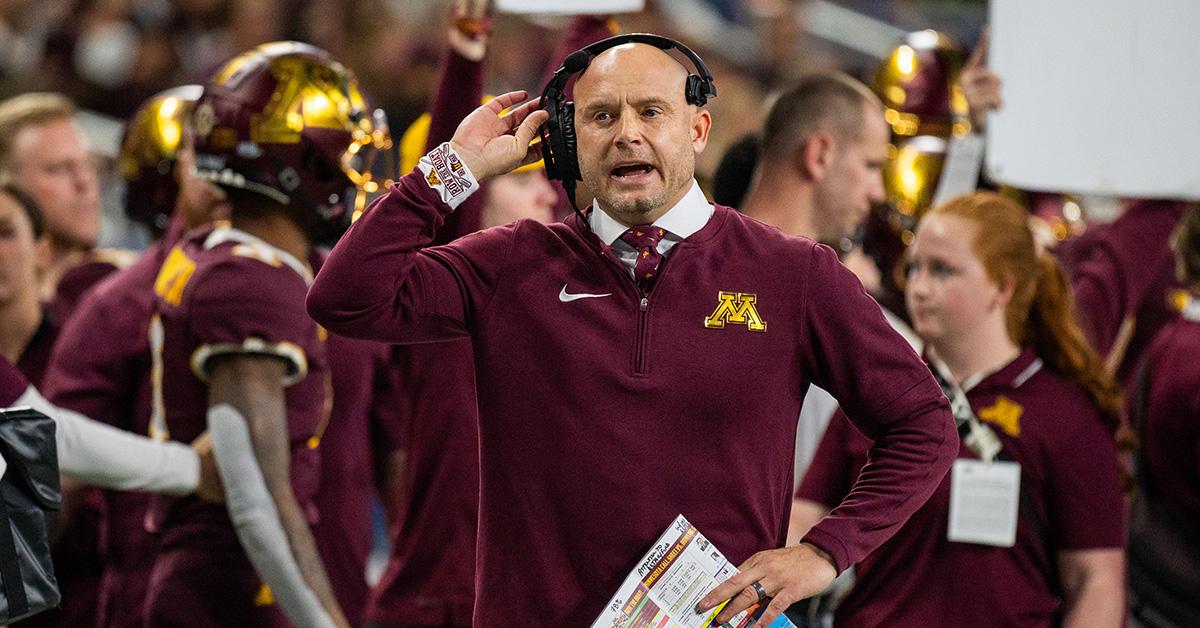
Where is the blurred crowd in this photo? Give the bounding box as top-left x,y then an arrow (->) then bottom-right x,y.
0,0 -> 814,166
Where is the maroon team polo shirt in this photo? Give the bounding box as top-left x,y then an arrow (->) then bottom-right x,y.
1141,314 -> 1200,517
799,348 -> 1124,627
309,170 -> 957,625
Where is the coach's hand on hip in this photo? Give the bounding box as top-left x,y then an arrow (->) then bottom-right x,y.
698,542 -> 837,626
450,90 -> 548,181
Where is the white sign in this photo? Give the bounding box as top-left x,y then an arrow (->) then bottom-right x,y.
986,0 -> 1200,200
496,0 -> 644,15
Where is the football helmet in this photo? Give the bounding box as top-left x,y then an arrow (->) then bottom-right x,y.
119,85 -> 203,235
192,41 -> 392,240
873,30 -> 970,139
883,134 -> 949,235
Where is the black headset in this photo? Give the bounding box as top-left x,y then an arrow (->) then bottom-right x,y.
538,33 -> 716,215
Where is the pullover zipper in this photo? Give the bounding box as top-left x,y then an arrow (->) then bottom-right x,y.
635,296 -> 649,375
593,236 -> 676,377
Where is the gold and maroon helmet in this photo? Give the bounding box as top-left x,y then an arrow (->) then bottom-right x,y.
882,134 -> 949,242
192,41 -> 392,240
874,30 -> 970,139
119,85 -> 203,235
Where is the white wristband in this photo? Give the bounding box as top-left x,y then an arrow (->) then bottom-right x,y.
417,142 -> 479,210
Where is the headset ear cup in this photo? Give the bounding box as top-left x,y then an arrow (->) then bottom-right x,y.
691,75 -> 715,106
686,74 -> 712,107
541,111 -> 560,180
540,96 -> 566,181
562,101 -> 581,182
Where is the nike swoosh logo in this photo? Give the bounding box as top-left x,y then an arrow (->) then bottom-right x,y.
559,285 -> 612,302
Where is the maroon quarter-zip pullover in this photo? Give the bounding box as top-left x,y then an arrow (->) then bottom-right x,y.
308,170 -> 957,626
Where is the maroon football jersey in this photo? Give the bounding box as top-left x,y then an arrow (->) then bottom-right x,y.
42,239 -> 172,628
149,224 -> 327,544
799,348 -> 1124,627
144,225 -> 327,626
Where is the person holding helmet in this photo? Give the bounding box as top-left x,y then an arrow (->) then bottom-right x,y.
141,41 -> 390,628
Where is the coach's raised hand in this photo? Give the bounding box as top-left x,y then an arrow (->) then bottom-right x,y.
449,90 -> 548,181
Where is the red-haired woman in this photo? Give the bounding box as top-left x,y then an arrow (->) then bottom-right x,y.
794,191 -> 1125,627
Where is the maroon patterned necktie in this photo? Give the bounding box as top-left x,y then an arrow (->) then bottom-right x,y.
619,225 -> 665,294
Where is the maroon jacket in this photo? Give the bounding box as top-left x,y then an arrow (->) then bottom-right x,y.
799,348 -> 1124,627
307,170 -> 957,625
366,17 -> 618,626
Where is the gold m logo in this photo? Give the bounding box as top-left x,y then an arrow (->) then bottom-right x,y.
704,291 -> 766,332
978,395 -> 1023,437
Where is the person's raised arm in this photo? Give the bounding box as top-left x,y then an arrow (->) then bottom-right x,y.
307,92 -> 547,343
428,0 -> 490,152
1070,199 -> 1187,357
424,0 -> 491,242
961,28 -> 1001,131
539,15 -> 619,87
207,354 -> 348,628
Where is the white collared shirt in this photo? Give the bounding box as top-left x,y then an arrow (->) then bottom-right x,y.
589,179 -> 714,275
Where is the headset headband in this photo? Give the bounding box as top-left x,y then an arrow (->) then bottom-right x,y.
541,33 -> 716,107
